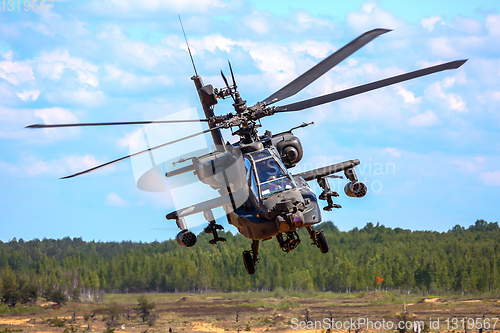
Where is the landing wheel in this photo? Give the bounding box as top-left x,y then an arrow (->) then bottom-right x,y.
242,251 -> 255,275
317,230 -> 329,253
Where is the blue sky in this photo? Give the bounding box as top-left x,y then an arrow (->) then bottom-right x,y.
0,0 -> 499,242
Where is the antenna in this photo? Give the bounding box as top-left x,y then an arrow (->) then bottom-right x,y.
178,14 -> 198,76
228,60 -> 237,89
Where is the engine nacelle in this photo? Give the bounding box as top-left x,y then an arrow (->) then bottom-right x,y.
271,133 -> 303,168
176,231 -> 197,247
344,181 -> 367,198
195,149 -> 244,190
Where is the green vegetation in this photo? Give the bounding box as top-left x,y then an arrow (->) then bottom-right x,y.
134,295 -> 155,322
47,317 -> 65,327
43,286 -> 68,306
0,328 -> 24,333
1,266 -> 37,307
0,220 -> 499,298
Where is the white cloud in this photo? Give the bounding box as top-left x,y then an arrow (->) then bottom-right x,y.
361,2 -> 376,13
34,107 -> 78,125
446,94 -> 466,112
242,11 -> 270,35
116,130 -> 136,150
485,14 -> 500,36
62,155 -> 110,174
0,59 -> 34,86
428,37 -> 460,58
0,160 -> 19,174
0,154 -> 114,178
293,11 -> 335,31
0,106 -> 42,140
303,61 -> 410,126
45,89 -> 106,107
125,99 -> 193,121
425,77 -> 467,113
188,34 -> 237,54
22,156 -> 63,176
88,0 -> 227,15
16,90 -> 40,101
2,50 -> 13,61
0,82 -> 17,106
479,170 -> 500,186
37,50 -> 99,87
477,90 -> 500,111
95,25 -> 174,70
382,148 -> 401,158
441,73 -> 467,88
21,10 -> 90,41
407,110 -> 440,127
422,14 -> 500,61
452,157 -> 485,174
33,107 -> 80,139
290,41 -> 336,59
244,43 -> 298,91
104,65 -> 171,89
346,2 -> 405,33
421,16 -> 443,32
395,86 -> 421,104
105,192 -> 130,207
452,16 -> 483,35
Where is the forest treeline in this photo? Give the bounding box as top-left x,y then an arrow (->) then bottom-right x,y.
1,220 -> 499,302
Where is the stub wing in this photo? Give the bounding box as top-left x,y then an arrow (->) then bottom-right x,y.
294,159 -> 360,181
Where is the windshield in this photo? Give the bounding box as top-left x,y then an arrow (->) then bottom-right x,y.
249,150 -> 296,197
260,178 -> 294,197
254,158 -> 287,183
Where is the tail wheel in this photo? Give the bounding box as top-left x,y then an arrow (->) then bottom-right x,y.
242,250 -> 255,275
317,230 -> 329,253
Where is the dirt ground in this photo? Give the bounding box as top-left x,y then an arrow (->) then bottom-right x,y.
1,292 -> 500,332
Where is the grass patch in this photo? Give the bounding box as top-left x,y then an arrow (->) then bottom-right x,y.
0,304 -> 43,314
237,298 -> 300,309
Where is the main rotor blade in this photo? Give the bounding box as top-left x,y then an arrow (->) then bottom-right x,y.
26,119 -> 208,129
61,125 -> 224,179
260,28 -> 392,106
274,59 -> 467,113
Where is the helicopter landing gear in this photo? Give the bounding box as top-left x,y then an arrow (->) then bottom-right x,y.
318,176 -> 341,211
276,231 -> 301,253
203,210 -> 226,245
242,240 -> 259,275
205,223 -> 226,245
306,226 -> 329,253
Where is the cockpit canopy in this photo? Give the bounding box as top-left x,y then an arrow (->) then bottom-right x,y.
244,148 -> 296,198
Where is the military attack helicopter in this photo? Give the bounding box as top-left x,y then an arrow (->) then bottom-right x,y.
27,26 -> 466,274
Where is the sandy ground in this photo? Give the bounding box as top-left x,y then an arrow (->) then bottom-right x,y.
1,293 -> 500,332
